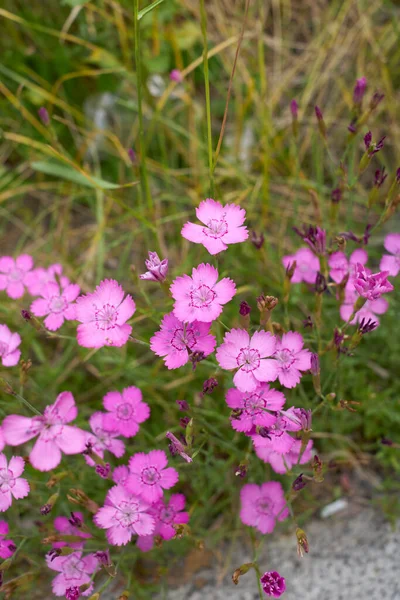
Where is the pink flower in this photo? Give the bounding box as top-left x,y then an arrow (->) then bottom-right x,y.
25,264 -> 68,297
260,571 -> 286,598
137,493 -> 189,552
282,248 -> 319,284
216,329 -> 278,393
0,427 -> 4,452
126,450 -> 179,503
30,281 -> 80,331
225,384 -> 285,433
102,387 -> 150,438
53,512 -> 91,550
251,414 -> 300,455
150,312 -> 216,369
0,454 -> 30,511
328,249 -> 368,284
75,279 -> 135,348
0,521 -> 16,559
0,325 -> 21,367
84,412 -> 125,466
171,264 -> 236,323
170,69 -> 183,83
353,263 -> 394,300
2,391 -> 86,472
273,331 -> 311,388
46,551 -> 98,597
112,465 -> 130,486
255,439 -> 313,474
94,485 -> 155,546
0,255 -> 33,299
340,295 -> 388,326
380,233 -> 400,276
181,199 -> 248,255
140,251 -> 169,282
240,482 -> 289,534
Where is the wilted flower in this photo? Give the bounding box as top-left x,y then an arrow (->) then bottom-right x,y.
370,91 -> 384,110
165,431 -> 192,463
292,474 -> 307,492
202,377 -> 218,395
331,188 -> 342,204
294,225 -> 326,255
353,77 -> 367,105
353,264 -> 394,300
140,251 -> 169,282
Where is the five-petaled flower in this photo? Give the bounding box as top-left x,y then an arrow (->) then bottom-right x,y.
75,279 -> 135,348
30,281 -> 80,331
0,521 -> 16,559
84,412 -> 125,466
380,233 -> 400,277
171,264 -> 236,323
3,391 -> 86,472
102,386 -> 150,438
150,312 -> 216,369
0,255 -> 34,299
46,551 -> 99,597
0,324 -> 21,367
137,493 -> 189,552
328,249 -> 368,284
273,332 -> 311,388
181,198 -> 248,255
255,439 -> 313,474
0,454 -> 30,512
282,248 -> 320,284
353,263 -> 394,300
251,413 -> 301,455
53,512 -> 91,550
216,329 -> 278,393
126,450 -> 179,504
25,264 -> 68,297
240,482 -> 289,534
225,384 -> 286,432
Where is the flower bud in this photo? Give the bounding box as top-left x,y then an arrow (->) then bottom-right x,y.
21,309 -> 42,331
38,107 -> 50,126
165,431 -> 192,463
95,463 -> 111,479
140,251 -> 168,283
202,377 -> 218,395
176,399 -> 189,411
40,492 -> 59,515
312,454 -> 324,483
170,69 -> 183,83
260,571 -> 286,598
353,77 -> 366,107
67,489 -> 99,514
314,105 -> 327,139
296,527 -> 309,557
250,230 -> 264,249
369,91 -> 384,110
232,562 -> 254,585
239,301 -> 251,316
292,473 -> 307,491
179,417 -> 190,428
310,353 -> 321,396
290,99 -> 299,138
128,148 -> 136,163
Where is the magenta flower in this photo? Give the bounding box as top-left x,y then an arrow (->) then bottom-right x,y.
340,295 -> 388,326
216,329 -> 278,393
170,69 -> 183,83
126,450 -> 179,503
282,248 -> 320,284
0,325 -> 21,367
0,427 -> 4,452
150,312 -> 216,369
102,387 -> 150,438
260,571 -> 286,598
353,263 -> 394,300
171,264 -> 236,323
30,281 -> 80,331
137,493 -> 189,552
273,331 -> 311,388
0,521 -> 16,559
225,384 -> 285,433
255,439 -> 313,474
181,199 -> 248,255
84,412 -> 125,466
25,264 -> 68,297
251,414 -> 300,455
94,485 -> 155,546
2,391 -> 86,472
46,551 -> 98,597
0,255 -> 33,299
75,279 -> 135,348
328,249 -> 368,284
53,512 -> 92,550
240,482 -> 288,534
112,465 -> 129,486
140,251 -> 169,282
0,454 -> 30,511
353,77 -> 367,105
380,233 -> 400,276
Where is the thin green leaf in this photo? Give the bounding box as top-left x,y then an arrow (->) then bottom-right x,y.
31,161 -> 133,190
138,0 -> 166,20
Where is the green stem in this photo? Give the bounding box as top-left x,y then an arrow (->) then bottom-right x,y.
12,391 -> 42,416
199,0 -> 214,196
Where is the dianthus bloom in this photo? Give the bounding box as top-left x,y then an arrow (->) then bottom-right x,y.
102,387 -> 150,438
340,283 -> 388,326
273,331 -> 311,388
260,571 -> 286,598
112,465 -> 130,486
0,255 -> 33,299
0,324 -> 21,367
3,391 -> 86,472
181,198 -> 248,255
94,485 -> 155,546
225,384 -> 285,432
137,493 -> 189,552
353,263 -> 393,300
25,264 -> 68,297
255,439 -> 313,474
75,279 -> 135,348
282,248 -> 320,284
0,427 -> 4,452
216,329 -> 278,393
171,264 -> 236,323
380,233 -> 400,277
240,482 -> 288,534
46,551 -> 98,597
30,281 -> 80,331
139,251 -> 169,282
0,454 -> 30,511
84,412 -> 125,466
0,521 -> 16,559
53,512 -> 91,550
251,413 -> 301,455
150,312 -> 216,369
328,248 -> 368,284
126,450 -> 179,503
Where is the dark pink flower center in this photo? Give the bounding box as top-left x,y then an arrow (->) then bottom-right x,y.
237,347 -> 261,372
203,217 -> 228,239
49,294 -> 68,314
141,466 -> 161,486
116,403 -> 134,421
256,497 -> 273,516
159,506 -> 176,524
0,469 -> 15,493
94,304 -> 118,330
0,342 -> 8,357
171,327 -> 197,352
274,348 -> 295,370
62,556 -> 85,580
243,393 -> 267,416
189,284 -> 216,309
116,500 -> 140,528
8,268 -> 23,282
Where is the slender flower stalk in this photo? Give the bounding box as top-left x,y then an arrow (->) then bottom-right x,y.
199,0 -> 214,196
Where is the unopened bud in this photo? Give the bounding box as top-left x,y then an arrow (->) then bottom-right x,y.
235,464 -> 247,478
314,105 -> 327,139
250,230 -> 264,249
312,455 -> 324,483
0,377 -> 14,395
67,489 -> 99,514
21,309 -> 42,331
232,562 -> 254,585
95,463 -> 111,479
239,301 -> 251,316
292,473 -> 307,491
202,377 -> 218,396
40,492 -> 59,515
176,399 -> 189,411
46,471 -> 69,489
38,106 -> 50,125
296,527 -> 309,557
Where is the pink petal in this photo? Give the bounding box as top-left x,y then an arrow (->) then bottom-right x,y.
148,449 -> 168,470
2,350 -> 21,367
30,438 -> 62,471
103,391 -> 122,411
257,515 -> 276,534
196,198 -> 224,224
384,233 -> 400,255
44,313 -> 65,331
102,324 -> 132,347
181,222 -> 206,243
116,295 -> 136,324
368,297 -> 389,314
56,426 -> 86,454
0,257 -> 14,273
63,283 -> 80,302
106,525 -> 133,546
278,367 -> 301,388
7,332 -> 21,353
349,248 -> 368,266
253,358 -> 278,383
380,255 -> 399,277
233,368 -> 257,392
280,331 -> 303,353
8,456 -> 25,477
134,513 -> 156,537
200,236 -> 227,255
222,225 -> 248,244
0,492 -> 12,512
294,349 -> 311,371
2,415 -> 40,445
137,535 -> 154,552
164,349 -> 189,369
225,387 -> 243,409
94,279 -> 125,306
160,467 -> 179,489
213,278 -> 236,304
134,402 -> 150,424
6,282 -> 25,299
77,324 -> 110,348
16,254 -> 33,271
30,298 -> 50,317
52,391 -> 78,422
11,477 -> 30,500
191,263 -> 219,287
250,331 -> 276,357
